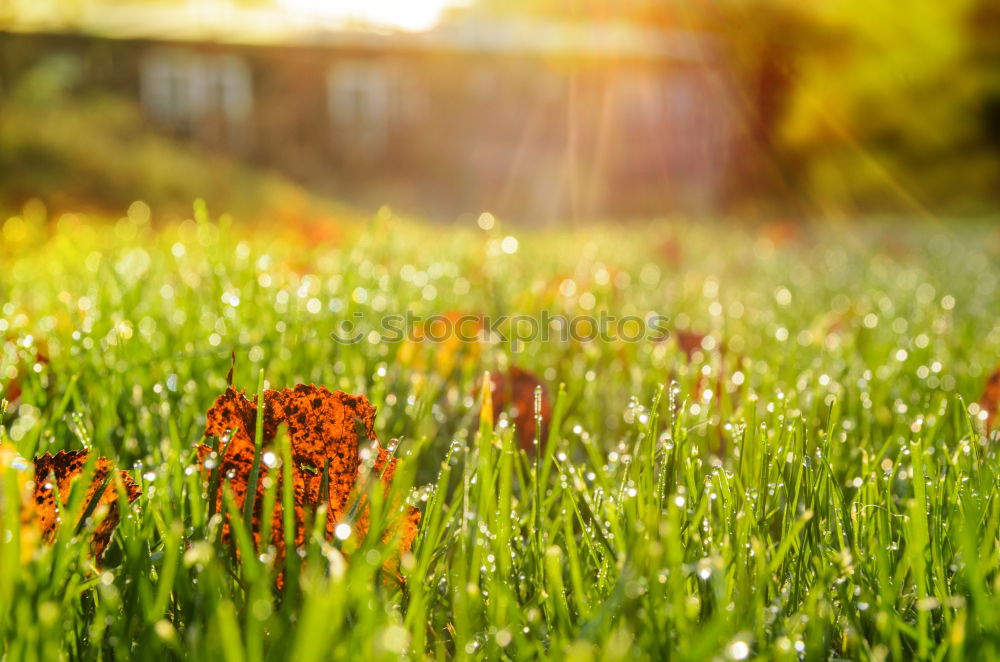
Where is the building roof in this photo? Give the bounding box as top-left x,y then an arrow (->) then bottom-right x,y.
2,4 -> 718,61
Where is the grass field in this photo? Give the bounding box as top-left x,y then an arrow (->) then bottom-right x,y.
3,206 -> 1000,660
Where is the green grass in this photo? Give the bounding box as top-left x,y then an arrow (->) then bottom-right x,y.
3,206 -> 1000,660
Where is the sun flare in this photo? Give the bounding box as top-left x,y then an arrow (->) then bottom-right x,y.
277,0 -> 462,31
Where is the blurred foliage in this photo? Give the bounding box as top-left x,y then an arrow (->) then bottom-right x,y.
461,0 -> 1000,215
0,54 -> 343,222
1,0 -> 998,217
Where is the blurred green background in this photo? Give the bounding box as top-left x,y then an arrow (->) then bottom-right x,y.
0,0 -> 998,222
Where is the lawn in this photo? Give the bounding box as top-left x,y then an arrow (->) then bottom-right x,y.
2,206 -> 1000,660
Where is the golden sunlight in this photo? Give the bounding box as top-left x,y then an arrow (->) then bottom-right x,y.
277,0 -> 464,31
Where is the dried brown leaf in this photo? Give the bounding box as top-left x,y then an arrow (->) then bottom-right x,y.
32,450 -> 142,560
979,365 -> 1000,433
482,367 -> 551,452
198,384 -> 420,580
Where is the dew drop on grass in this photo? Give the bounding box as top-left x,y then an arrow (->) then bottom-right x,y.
727,640 -> 750,660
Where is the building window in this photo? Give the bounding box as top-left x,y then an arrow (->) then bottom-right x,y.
140,48 -> 253,148
326,61 -> 424,160
327,61 -> 391,157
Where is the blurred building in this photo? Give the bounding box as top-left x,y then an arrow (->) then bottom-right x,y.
0,7 -> 736,221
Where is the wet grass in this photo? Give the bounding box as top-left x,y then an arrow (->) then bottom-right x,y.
2,207 -> 1000,660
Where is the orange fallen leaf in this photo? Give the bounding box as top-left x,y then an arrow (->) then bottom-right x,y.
3,379 -> 20,404
198,384 -> 420,580
31,449 -> 142,560
762,219 -> 801,247
480,367 -> 551,452
658,236 -> 683,266
979,365 -> 1000,433
674,330 -> 710,361
666,330 -> 742,406
398,311 -> 484,375
2,337 -> 50,404
410,312 -> 484,345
